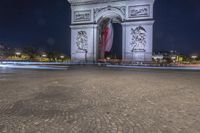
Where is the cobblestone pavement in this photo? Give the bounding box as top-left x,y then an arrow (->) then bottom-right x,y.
0,66 -> 200,133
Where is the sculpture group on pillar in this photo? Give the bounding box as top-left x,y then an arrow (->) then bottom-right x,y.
130,26 -> 147,52
76,31 -> 88,62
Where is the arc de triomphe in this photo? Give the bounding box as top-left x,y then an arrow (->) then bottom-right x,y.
68,0 -> 155,62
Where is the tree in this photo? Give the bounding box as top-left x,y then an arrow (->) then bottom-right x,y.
22,46 -> 38,61
47,51 -> 59,62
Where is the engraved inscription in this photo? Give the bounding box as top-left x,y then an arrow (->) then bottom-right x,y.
74,10 -> 91,22
129,5 -> 150,18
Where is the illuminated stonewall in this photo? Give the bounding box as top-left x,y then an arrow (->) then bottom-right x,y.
68,0 -> 155,62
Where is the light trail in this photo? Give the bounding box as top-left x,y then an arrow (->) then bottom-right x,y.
107,65 -> 200,71
0,64 -> 68,70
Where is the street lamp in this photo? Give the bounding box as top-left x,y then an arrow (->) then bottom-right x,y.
171,55 -> 176,63
60,55 -> 65,62
60,55 -> 65,59
171,56 -> 176,60
106,57 -> 111,60
191,55 -> 198,60
15,52 -> 21,56
42,54 -> 47,58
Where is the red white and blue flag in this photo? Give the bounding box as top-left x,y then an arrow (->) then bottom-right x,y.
101,22 -> 113,58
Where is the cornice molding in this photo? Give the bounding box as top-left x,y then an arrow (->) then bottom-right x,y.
68,0 -> 154,6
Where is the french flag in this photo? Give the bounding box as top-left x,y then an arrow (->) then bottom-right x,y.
102,22 -> 114,54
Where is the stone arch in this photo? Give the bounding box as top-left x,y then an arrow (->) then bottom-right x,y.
96,13 -> 123,60
68,0 -> 155,62
97,14 -> 122,25
95,7 -> 124,60
94,6 -> 125,23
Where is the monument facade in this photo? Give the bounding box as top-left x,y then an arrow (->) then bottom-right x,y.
68,0 -> 155,62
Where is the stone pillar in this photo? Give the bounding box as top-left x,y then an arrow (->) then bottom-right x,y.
122,22 -> 127,61
122,20 -> 154,62
70,24 -> 98,62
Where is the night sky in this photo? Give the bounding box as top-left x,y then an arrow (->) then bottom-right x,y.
0,0 -> 200,56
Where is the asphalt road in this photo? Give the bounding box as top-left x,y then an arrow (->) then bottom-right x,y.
0,66 -> 200,133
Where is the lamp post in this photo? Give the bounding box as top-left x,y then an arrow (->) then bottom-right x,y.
171,55 -> 176,63
85,50 -> 88,63
191,55 -> 198,60
191,55 -> 198,64
42,54 -> 47,58
15,52 -> 21,59
16,52 -> 21,56
131,50 -> 134,64
60,55 -> 65,62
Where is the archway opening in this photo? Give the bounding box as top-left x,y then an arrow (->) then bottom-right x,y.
97,17 -> 122,61
112,23 -> 122,59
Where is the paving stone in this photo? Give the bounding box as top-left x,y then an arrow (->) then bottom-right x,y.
0,66 -> 199,133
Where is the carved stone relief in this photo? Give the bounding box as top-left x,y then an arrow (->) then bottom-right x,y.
130,26 -> 147,52
76,31 -> 88,52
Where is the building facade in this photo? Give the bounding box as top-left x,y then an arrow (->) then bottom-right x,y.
68,0 -> 155,62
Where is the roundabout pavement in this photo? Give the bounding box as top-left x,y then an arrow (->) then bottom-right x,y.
0,66 -> 200,133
